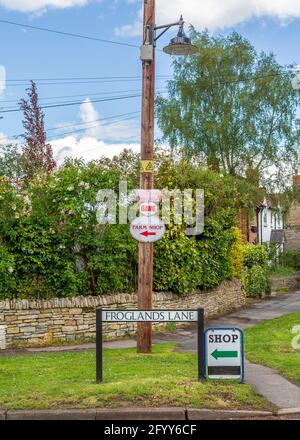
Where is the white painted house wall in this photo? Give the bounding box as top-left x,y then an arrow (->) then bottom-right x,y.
258,198 -> 284,247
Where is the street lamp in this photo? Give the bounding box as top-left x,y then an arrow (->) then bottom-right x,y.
163,16 -> 198,56
137,1 -> 197,354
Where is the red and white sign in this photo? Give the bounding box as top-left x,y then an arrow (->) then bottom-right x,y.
130,216 -> 165,243
139,201 -> 158,216
135,189 -> 162,203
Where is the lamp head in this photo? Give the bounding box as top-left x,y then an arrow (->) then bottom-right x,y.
163,16 -> 198,56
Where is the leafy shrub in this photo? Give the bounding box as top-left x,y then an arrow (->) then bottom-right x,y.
279,251 -> 300,270
0,246 -> 16,299
243,244 -> 268,269
228,227 -> 245,279
242,264 -> 271,298
154,227 -> 202,294
0,154 -> 264,299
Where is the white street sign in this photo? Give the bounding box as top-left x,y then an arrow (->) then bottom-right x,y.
205,328 -> 244,381
102,310 -> 198,322
139,201 -> 158,216
130,216 -> 165,243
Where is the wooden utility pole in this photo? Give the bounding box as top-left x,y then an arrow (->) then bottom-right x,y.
137,0 -> 155,353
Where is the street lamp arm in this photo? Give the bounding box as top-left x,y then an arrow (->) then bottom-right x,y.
154,20 -> 181,32
154,25 -> 173,42
153,15 -> 184,42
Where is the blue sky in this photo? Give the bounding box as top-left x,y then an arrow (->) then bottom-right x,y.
0,0 -> 300,161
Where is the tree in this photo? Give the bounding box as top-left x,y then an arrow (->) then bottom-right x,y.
156,31 -> 300,191
20,81 -> 56,179
0,143 -> 25,183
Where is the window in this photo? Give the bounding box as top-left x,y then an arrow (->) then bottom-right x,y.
271,212 -> 274,228
263,210 -> 268,227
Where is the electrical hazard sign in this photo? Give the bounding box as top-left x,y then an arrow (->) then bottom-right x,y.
141,160 -> 155,173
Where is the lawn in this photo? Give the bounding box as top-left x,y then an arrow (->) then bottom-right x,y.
0,344 -> 269,411
245,312 -> 300,386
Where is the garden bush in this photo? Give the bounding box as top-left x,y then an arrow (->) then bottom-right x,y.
0,246 -> 16,298
243,244 -> 268,269
242,264 -> 271,298
0,153 -> 263,299
228,227 -> 245,279
279,251 -> 300,271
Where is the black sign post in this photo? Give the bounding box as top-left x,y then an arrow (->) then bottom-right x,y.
96,308 -> 103,384
197,308 -> 205,380
96,308 -> 205,383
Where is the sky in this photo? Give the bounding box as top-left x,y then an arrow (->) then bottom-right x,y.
1,0 -> 300,163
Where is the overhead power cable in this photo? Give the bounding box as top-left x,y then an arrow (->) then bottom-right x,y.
0,87 -> 167,107
0,93 -> 141,114
47,111 -> 140,133
0,111 -> 141,141
2,77 -> 171,88
4,75 -> 172,82
47,114 -> 140,140
0,19 -> 139,49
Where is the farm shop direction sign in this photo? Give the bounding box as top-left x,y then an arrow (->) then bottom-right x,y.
130,216 -> 165,243
96,309 -> 205,383
204,327 -> 244,382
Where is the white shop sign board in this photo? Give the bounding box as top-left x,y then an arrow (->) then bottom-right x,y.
205,327 -> 244,382
130,216 -> 165,243
102,310 -> 198,323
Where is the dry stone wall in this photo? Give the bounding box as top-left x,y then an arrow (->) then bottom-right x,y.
0,280 -> 245,347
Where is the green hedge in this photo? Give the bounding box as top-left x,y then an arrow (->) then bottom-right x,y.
0,156 -> 263,299
242,244 -> 271,297
279,251 -> 300,270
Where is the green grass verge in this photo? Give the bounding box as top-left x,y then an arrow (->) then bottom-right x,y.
0,344 -> 269,411
245,312 -> 300,386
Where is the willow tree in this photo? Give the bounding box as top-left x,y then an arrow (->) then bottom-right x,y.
156,31 -> 300,191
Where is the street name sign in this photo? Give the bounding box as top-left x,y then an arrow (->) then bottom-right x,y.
96,309 -> 205,383
130,216 -> 165,243
102,310 -> 198,323
204,327 -> 244,382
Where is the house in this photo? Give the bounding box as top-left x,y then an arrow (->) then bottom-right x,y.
257,198 -> 284,251
238,198 -> 284,250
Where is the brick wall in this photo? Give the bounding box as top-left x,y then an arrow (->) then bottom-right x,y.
0,280 -> 245,348
285,200 -> 300,251
285,174 -> 300,251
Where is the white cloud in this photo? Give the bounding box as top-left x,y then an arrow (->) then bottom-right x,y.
116,0 -> 300,36
115,6 -> 143,37
76,98 -> 139,141
0,0 -> 89,13
49,98 -> 140,163
51,135 -> 140,164
0,132 -> 10,145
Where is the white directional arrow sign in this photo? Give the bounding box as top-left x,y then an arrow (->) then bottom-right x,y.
130,216 -> 165,243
